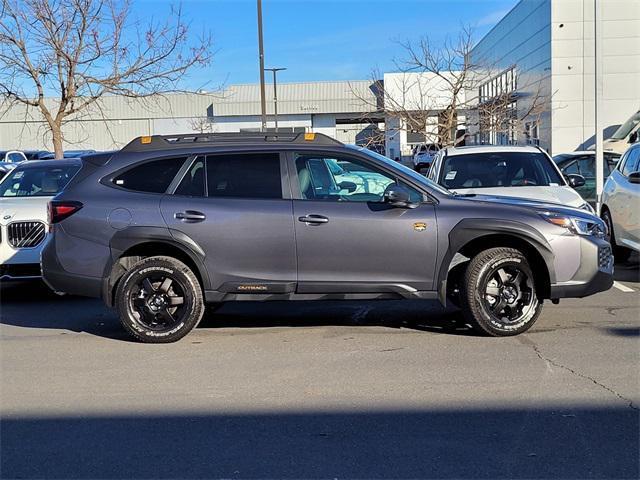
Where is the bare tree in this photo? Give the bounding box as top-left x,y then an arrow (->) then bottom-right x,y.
188,116 -> 214,134
0,0 -> 212,158
353,26 -> 549,154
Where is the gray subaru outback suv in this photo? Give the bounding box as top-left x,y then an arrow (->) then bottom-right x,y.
41,133 -> 613,342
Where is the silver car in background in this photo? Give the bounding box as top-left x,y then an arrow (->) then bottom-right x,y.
601,142 -> 640,262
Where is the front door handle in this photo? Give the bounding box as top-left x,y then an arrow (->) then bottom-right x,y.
175,210 -> 206,223
298,214 -> 329,224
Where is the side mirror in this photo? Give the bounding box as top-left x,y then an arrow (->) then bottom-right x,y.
566,173 -> 586,188
337,181 -> 357,193
383,184 -> 419,208
629,131 -> 638,144
628,171 -> 640,184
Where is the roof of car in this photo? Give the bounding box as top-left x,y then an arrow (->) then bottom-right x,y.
12,158 -> 82,169
443,145 -> 544,156
121,132 -> 343,152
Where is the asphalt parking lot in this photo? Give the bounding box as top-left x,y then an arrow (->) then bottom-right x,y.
1,256 -> 639,479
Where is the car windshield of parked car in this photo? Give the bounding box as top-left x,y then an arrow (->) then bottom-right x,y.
347,145 -> 452,196
440,152 -> 564,190
610,111 -> 640,140
0,165 -> 80,197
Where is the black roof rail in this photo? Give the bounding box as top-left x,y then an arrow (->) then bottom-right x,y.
121,132 -> 343,152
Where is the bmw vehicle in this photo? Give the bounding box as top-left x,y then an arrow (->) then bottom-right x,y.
0,159 -> 81,280
427,145 -> 595,213
41,133 -> 613,343
601,142 -> 640,262
553,151 -> 621,206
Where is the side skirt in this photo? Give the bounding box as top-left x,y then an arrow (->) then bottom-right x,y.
204,290 -> 438,303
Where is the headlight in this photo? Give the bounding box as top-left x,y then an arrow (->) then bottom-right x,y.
538,211 -> 606,237
578,202 -> 595,214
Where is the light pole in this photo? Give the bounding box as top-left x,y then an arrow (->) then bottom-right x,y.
256,0 -> 267,131
265,67 -> 286,132
594,0 -> 604,213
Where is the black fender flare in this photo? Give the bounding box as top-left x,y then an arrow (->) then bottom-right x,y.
437,218 -> 556,305
103,226 -> 211,305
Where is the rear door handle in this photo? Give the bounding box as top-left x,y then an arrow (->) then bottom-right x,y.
298,214 -> 329,224
175,210 -> 206,223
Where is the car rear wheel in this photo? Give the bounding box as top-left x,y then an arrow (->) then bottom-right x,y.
460,247 -> 542,336
601,209 -> 632,263
115,256 -> 204,343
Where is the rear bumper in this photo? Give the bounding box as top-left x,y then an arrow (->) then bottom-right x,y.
41,235 -> 103,297
549,237 -> 614,299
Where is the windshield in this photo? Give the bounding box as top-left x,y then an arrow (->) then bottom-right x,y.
610,111 -> 640,140
0,164 -> 80,197
440,151 -> 564,190
346,145 -> 452,196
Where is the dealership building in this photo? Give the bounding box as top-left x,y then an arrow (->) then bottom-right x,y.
0,0 -> 638,157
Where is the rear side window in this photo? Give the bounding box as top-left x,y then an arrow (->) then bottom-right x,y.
206,153 -> 282,199
113,157 -> 186,193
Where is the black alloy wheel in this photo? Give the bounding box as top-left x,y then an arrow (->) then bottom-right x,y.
115,256 -> 205,343
130,273 -> 190,331
481,264 -> 536,325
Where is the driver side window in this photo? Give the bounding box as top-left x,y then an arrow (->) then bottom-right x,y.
294,153 -> 422,203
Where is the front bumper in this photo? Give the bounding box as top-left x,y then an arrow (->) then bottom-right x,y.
0,263 -> 42,281
0,232 -> 45,281
549,236 -> 614,298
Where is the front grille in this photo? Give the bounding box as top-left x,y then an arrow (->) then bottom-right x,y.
599,245 -> 613,269
7,221 -> 46,248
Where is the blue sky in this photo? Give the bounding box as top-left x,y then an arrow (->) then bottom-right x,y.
137,0 -> 518,89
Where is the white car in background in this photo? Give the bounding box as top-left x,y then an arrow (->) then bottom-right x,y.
601,142 -> 640,262
427,145 -> 594,212
0,159 -> 81,280
413,144 -> 439,172
600,110 -> 639,155
0,150 -> 28,176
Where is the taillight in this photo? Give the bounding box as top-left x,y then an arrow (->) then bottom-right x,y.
48,201 -> 83,224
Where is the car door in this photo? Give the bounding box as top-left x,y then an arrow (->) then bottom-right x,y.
607,147 -> 640,247
160,151 -> 297,294
289,150 -> 437,293
575,155 -> 596,204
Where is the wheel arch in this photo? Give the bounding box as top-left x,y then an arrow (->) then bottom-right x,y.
104,227 -> 210,307
437,219 -> 556,305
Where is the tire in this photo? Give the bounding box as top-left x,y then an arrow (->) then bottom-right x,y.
115,256 -> 205,343
460,247 -> 542,337
601,209 -> 632,263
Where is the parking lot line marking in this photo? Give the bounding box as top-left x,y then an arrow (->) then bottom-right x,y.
613,281 -> 635,293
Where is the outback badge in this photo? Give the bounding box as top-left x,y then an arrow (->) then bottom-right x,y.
413,222 -> 427,232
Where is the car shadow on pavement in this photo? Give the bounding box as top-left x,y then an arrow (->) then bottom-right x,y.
200,299 -> 477,336
614,252 -> 640,283
1,407 -> 638,479
0,280 -> 130,341
1,281 -> 476,339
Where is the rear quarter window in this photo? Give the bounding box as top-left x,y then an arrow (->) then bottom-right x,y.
113,157 -> 187,193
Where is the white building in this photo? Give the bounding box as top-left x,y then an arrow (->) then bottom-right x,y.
467,0 -> 640,154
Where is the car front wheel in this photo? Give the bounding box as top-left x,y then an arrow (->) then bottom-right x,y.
460,247 -> 542,336
115,256 -> 205,343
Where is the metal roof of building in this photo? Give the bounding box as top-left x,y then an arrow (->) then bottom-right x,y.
0,80 -> 380,123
